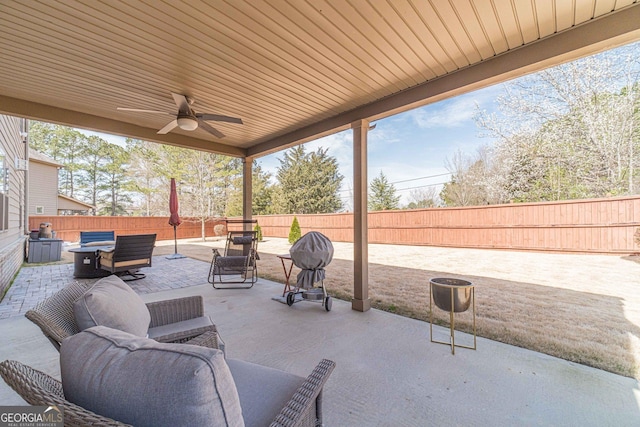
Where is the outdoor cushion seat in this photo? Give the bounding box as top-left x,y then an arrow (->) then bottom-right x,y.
227,359 -> 305,426
83,240 -> 116,247
99,251 -> 150,267
60,326 -> 242,427
147,316 -> 216,343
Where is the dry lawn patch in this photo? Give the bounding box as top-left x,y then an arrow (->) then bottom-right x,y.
155,239 -> 640,379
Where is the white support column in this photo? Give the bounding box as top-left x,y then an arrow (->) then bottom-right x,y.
242,157 -> 253,231
352,119 -> 370,312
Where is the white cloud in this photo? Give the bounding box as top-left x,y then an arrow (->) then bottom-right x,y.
409,98 -> 478,129
406,84 -> 504,129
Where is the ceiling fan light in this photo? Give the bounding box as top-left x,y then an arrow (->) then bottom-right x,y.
177,117 -> 198,131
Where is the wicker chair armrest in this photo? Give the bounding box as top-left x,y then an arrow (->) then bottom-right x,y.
146,296 -> 204,328
183,329 -> 221,350
0,360 -> 131,427
270,359 -> 336,427
24,281 -> 93,352
25,310 -> 68,351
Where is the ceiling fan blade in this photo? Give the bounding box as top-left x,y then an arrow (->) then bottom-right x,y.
117,108 -> 169,114
197,119 -> 225,138
197,113 -> 243,124
171,92 -> 192,114
157,119 -> 178,135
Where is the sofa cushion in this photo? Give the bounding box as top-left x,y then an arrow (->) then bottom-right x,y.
148,316 -> 215,343
227,359 -> 305,426
73,275 -> 150,337
99,249 -> 151,269
60,326 -> 244,427
84,240 -> 116,247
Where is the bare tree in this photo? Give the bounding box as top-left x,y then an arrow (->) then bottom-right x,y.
475,42 -> 640,201
440,148 -> 501,206
407,186 -> 439,208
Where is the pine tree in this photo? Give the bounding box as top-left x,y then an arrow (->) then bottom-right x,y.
274,145 -> 343,214
225,161 -> 274,216
97,143 -> 133,215
288,216 -> 301,244
368,171 -> 400,211
254,223 -> 263,242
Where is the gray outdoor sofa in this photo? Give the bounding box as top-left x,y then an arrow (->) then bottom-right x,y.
1,339 -> 334,427
14,275 -> 336,426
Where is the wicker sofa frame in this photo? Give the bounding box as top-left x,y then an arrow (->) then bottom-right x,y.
25,281 -> 220,351
0,358 -> 335,427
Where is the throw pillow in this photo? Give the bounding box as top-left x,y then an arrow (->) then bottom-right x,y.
73,275 -> 150,337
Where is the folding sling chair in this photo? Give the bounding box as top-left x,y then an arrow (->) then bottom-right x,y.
208,231 -> 258,289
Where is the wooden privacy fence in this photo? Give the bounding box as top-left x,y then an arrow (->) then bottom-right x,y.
28,217 -> 226,243
246,196 -> 640,254
30,196 -> 640,254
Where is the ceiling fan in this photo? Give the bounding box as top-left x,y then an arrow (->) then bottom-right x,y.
117,92 -> 243,138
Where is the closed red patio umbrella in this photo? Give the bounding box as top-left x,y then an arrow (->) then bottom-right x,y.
167,178 -> 186,259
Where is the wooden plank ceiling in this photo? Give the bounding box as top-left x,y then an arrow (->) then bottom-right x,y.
0,0 -> 639,158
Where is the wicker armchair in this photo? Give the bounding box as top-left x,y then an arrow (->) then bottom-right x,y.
0,358 -> 335,427
25,281 -> 221,351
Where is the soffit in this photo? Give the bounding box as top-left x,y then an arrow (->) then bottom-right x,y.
0,0 -> 638,158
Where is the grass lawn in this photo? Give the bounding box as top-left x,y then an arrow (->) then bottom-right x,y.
159,238 -> 640,378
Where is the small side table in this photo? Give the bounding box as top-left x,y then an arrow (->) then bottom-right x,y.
276,254 -> 294,297
429,277 -> 476,355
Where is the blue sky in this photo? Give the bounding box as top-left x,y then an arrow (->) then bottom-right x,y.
258,83 -> 502,208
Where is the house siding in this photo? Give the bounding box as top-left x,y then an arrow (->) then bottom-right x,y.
28,160 -> 58,215
0,115 -> 27,297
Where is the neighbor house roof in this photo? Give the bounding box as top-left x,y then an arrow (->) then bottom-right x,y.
28,151 -> 62,168
57,194 -> 95,211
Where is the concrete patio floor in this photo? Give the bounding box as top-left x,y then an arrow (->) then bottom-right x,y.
1,254 -> 639,426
